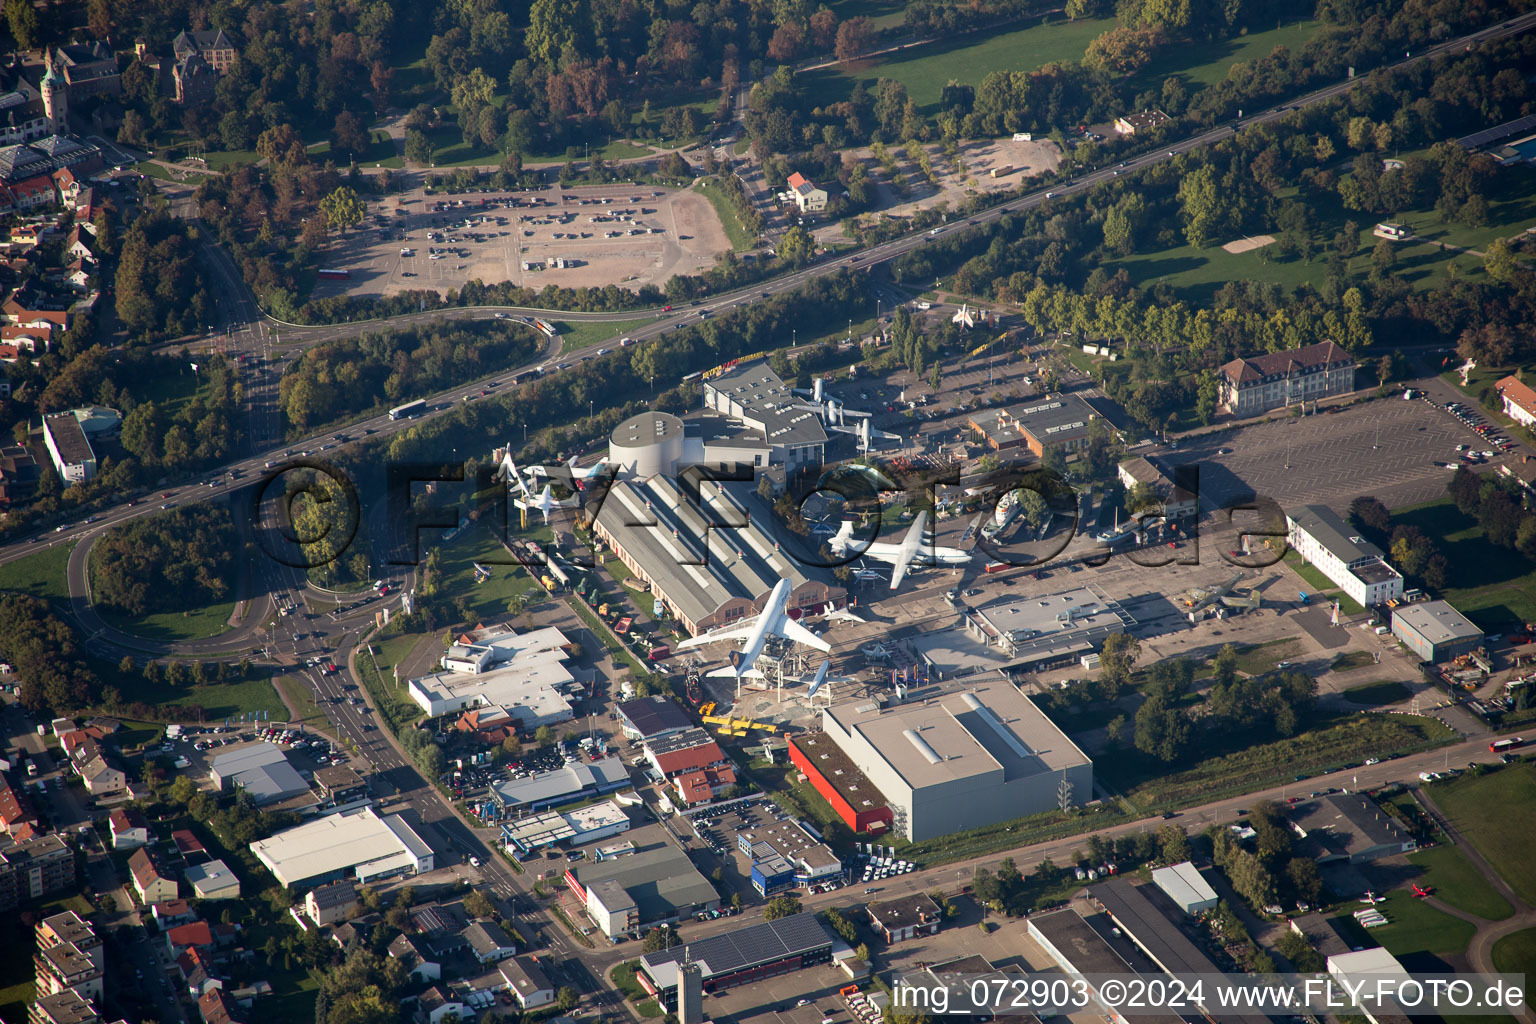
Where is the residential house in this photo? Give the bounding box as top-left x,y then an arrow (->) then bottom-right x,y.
0,773 -> 38,836
303,880 -> 358,927
172,830 -> 210,864
10,174 -> 54,209
197,987 -> 243,1024
34,936 -> 104,1002
151,900 -> 198,929
414,987 -> 465,1024
388,934 -> 442,984
499,956 -> 554,1009
108,808 -> 149,849
128,848 -> 178,903
165,920 -> 216,957
0,833 -> 76,911
462,919 -> 516,964
0,442 -> 40,507
785,172 -> 827,213
172,30 -> 238,72
177,946 -> 222,999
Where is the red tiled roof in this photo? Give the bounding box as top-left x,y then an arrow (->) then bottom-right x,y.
167,921 -> 215,949
1497,376 -> 1536,418
652,738 -> 728,777
673,765 -> 738,805
1219,340 -> 1352,385
172,829 -> 206,856
110,807 -> 147,833
786,172 -> 809,188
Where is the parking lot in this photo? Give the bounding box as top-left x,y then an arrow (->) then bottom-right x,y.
315,182 -> 732,297
1164,392 -> 1503,514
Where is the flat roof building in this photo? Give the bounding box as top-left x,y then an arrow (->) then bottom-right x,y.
592,470 -> 843,637
489,756 -> 631,816
1027,907 -> 1185,1024
638,912 -> 835,1008
971,394 -> 1099,457
1291,793 -> 1417,864
207,743 -> 309,805
787,731 -> 892,835
867,892 -> 943,944
250,807 -> 435,889
409,626 -> 578,723
818,682 -> 1092,840
702,361 -> 826,467
734,817 -> 840,889
41,412 -> 95,484
1286,504 -> 1404,608
965,586 -> 1136,672
184,859 -> 241,900
1390,600 -> 1483,663
565,843 -> 719,938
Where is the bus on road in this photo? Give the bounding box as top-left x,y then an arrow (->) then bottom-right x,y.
1490,737 -> 1525,754
389,399 -> 427,421
317,268 -> 351,280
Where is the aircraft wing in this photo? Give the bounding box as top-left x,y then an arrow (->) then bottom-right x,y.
780,616 -> 831,653
888,511 -> 928,589
676,620 -> 761,650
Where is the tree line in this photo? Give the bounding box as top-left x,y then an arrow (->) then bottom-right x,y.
88,504 -> 237,619
278,320 -> 541,434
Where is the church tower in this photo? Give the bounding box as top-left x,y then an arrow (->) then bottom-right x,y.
41,53 -> 68,134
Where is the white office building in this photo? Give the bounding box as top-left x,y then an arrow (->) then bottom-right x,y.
1286,505 -> 1404,608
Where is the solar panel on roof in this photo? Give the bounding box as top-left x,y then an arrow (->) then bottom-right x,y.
1459,114 -> 1536,150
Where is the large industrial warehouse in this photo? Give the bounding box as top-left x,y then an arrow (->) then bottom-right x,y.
812,683 -> 1092,840
249,808 -> 435,889
594,410 -> 844,637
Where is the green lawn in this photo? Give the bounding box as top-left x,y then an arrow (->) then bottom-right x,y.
1407,844 -> 1514,922
1342,680 -> 1412,706
1492,927 -> 1536,975
802,15 -> 1115,114
307,132 -> 402,168
1392,497 -> 1536,630
114,674 -> 286,724
1428,763 -> 1536,906
95,598 -> 239,643
1232,638 -> 1301,675
1132,18 -> 1323,93
431,525 -> 543,623
1101,712 -> 1457,812
1331,887 -> 1478,958
696,177 -> 757,251
557,317 -> 661,355
0,980 -> 31,1024
274,674 -> 337,737
1329,650 -> 1374,672
0,540 -> 75,603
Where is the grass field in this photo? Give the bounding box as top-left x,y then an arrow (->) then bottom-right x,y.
1343,680 -> 1412,706
1232,637 -> 1300,675
1428,763 -> 1536,906
1110,170 -> 1536,303
1331,887 -> 1478,959
114,674 -> 286,723
1102,712 -> 1456,811
557,317 -> 660,355
0,540 -> 74,603
696,177 -> 757,250
1407,844 -> 1514,921
1392,497 -> 1536,630
430,525 -> 543,623
1492,927 -> 1536,975
274,674 -> 337,737
803,15 -> 1114,115
1133,19 -> 1322,92
95,597 -> 239,643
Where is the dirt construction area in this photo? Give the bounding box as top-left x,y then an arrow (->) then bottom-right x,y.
314,182 -> 732,298
815,137 -> 1061,242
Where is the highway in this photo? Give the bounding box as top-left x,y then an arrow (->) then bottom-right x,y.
9,7 -> 1536,567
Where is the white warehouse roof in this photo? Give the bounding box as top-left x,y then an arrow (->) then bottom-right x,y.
1327,947 -> 1410,978
1151,861 -> 1218,912
250,807 -> 434,888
